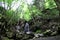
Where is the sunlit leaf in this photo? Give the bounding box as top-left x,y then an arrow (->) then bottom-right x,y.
44,0 -> 57,9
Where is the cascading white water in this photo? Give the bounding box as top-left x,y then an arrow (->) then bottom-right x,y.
24,22 -> 31,34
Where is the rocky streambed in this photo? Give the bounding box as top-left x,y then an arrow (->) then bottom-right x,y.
29,35 -> 60,40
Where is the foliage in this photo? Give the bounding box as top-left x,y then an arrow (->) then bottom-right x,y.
42,9 -> 59,19
0,0 -> 59,21
0,0 -> 60,40
44,0 -> 57,9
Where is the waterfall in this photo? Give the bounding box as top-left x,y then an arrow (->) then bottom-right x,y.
24,22 -> 31,34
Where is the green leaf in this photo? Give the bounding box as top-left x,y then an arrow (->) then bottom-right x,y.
44,0 -> 57,9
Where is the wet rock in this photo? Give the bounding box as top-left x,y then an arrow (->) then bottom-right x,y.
34,33 -> 44,38
51,31 -> 57,36
29,35 -> 60,40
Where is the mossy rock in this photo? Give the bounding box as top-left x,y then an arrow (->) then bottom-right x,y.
2,37 -> 10,40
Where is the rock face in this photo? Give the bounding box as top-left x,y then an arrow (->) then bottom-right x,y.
30,35 -> 60,40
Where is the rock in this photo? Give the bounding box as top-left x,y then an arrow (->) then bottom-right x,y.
1,37 -> 9,40
6,32 -> 13,38
51,31 -> 57,36
29,35 -> 60,40
34,33 -> 44,38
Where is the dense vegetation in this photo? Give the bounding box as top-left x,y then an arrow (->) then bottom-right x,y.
0,0 -> 60,40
